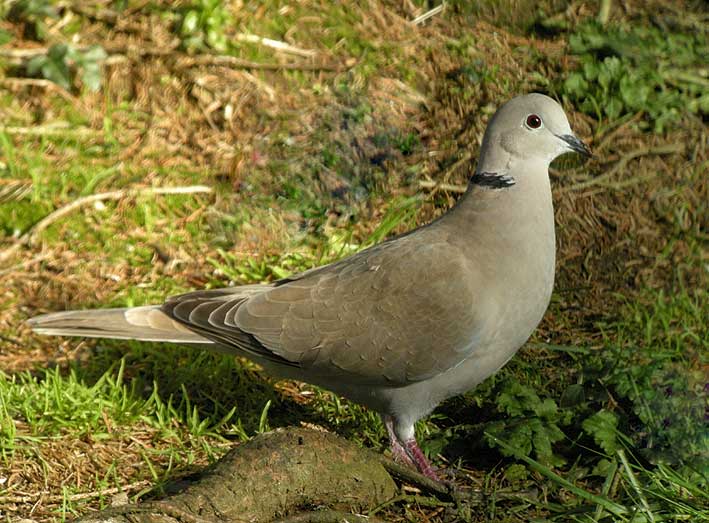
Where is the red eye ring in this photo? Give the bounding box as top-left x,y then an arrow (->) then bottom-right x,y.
526,114 -> 542,129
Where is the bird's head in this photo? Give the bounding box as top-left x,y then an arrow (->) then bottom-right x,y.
477,93 -> 591,173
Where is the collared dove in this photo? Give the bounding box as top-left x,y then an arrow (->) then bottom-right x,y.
28,93 -> 591,480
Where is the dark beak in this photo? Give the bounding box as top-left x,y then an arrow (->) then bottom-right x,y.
557,134 -> 592,158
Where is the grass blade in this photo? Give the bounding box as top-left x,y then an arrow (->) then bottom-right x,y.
486,433 -> 628,517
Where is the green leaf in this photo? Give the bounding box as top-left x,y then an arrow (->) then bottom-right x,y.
567,32 -> 585,54
485,380 -> 567,466
81,63 -> 102,92
563,74 -> 587,96
77,45 -> 107,92
206,28 -> 227,52
604,56 -> 622,79
47,42 -> 69,61
485,420 -> 533,458
257,399 -> 271,433
597,67 -> 612,92
606,97 -> 622,120
559,383 -> 585,407
0,29 -> 13,46
26,54 -> 47,77
81,45 -> 107,63
488,433 -> 628,517
619,74 -> 641,108
531,420 -> 566,467
182,10 -> 200,35
533,398 -> 559,419
583,409 -> 620,454
591,457 -> 616,477
42,58 -> 71,90
504,463 -> 528,482
24,44 -> 71,90
582,60 -> 599,81
560,21 -> 706,131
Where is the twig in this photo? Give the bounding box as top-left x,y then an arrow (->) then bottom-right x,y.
399,494 -> 455,508
417,151 -> 473,195
177,54 -> 351,72
0,78 -> 87,112
379,457 -> 451,497
0,333 -> 24,347
368,493 -> 408,516
271,509 -> 386,523
559,143 -> 683,194
66,3 -> 119,24
0,253 -> 50,277
0,124 -> 101,138
594,111 -> 644,153
0,43 -> 173,62
595,171 -> 660,191
0,46 -> 352,72
418,180 -> 467,193
235,33 -> 316,58
411,3 -> 446,25
241,71 -> 276,100
0,179 -> 32,203
598,0 -> 612,25
0,185 -> 213,264
0,480 -> 151,504
0,47 -> 57,63
83,501 -> 217,523
438,150 -> 474,185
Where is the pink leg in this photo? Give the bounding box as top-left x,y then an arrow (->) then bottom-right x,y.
383,415 -> 415,467
382,415 -> 440,481
403,438 -> 439,481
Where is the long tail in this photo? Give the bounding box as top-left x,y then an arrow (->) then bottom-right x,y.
27,305 -> 211,344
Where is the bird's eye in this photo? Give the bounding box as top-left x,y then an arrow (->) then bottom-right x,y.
525,114 -> 542,129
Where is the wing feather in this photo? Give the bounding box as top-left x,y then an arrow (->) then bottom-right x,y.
162,230 -> 481,385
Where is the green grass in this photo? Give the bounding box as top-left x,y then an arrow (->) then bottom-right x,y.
0,358 -> 241,515
0,359 -> 246,448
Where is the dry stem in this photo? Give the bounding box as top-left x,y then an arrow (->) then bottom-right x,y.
0,186 -> 213,264
560,143 -> 684,194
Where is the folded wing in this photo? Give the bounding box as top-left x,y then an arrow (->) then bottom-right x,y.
163,234 -> 480,386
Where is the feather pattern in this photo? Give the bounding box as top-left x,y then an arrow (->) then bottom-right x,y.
161,230 -> 480,386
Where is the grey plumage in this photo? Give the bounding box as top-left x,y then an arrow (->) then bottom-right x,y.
28,93 -> 590,480
29,305 -> 207,343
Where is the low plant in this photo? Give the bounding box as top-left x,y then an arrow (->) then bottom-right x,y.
484,379 -> 570,467
3,0 -> 58,40
178,0 -> 234,53
560,22 -> 709,132
26,43 -> 107,92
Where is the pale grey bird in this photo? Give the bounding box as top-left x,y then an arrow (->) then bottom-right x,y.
27,93 -> 590,480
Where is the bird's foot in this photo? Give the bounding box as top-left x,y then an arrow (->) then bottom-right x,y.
384,414 -> 416,468
404,439 -> 439,481
383,414 -> 441,482
390,438 -> 416,468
